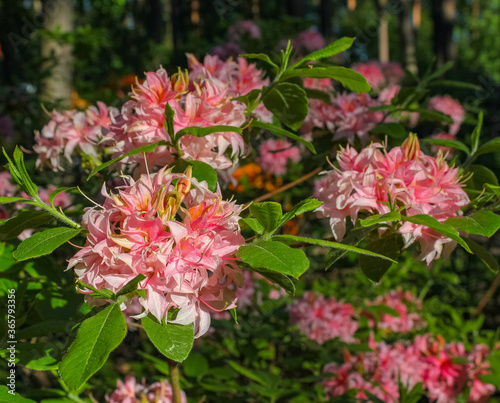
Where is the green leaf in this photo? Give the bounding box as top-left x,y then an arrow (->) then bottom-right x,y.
189,160 -> 218,192
462,237 -> 499,273
426,60 -> 454,82
13,146 -> 38,197
485,184 -> 500,199
141,314 -> 194,362
370,123 -> 408,139
250,202 -> 282,233
262,82 -> 309,131
412,108 -> 454,124
16,342 -> 59,370
13,227 -> 82,261
49,187 -> 74,208
476,137 -> 500,157
401,214 -> 472,253
228,361 -> 267,385
428,80 -> 481,90
464,165 -> 499,190
240,53 -> 279,74
248,265 -> 296,295
116,274 -> 146,297
88,141 -> 169,179
272,234 -> 398,263
164,103 -> 175,139
240,217 -> 265,235
250,120 -> 316,154
59,304 -> 127,391
279,198 -> 323,226
183,353 -> 209,377
0,386 -> 36,402
175,125 -> 243,143
359,211 -> 402,227
304,88 -> 332,104
365,304 -> 401,318
423,138 -> 470,155
359,234 -> 404,282
0,196 -> 31,204
0,211 -> 53,241
325,226 -> 375,269
445,210 -> 500,237
364,391 -> 386,403
282,66 -> 371,93
291,37 -> 354,68
470,111 -> 483,155
237,240 -> 309,278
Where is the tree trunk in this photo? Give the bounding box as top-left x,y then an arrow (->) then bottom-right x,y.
398,0 -> 418,74
319,0 -> 334,38
41,0 -> 74,107
378,0 -> 389,63
171,0 -> 183,49
431,0 -> 456,66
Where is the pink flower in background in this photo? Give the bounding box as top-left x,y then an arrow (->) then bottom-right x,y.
430,133 -> 457,157
211,42 -> 244,61
228,20 -> 261,40
315,134 -> 470,264
379,84 -> 400,105
289,292 -> 358,344
106,376 -> 187,403
353,61 -> 405,91
353,61 -> 386,91
258,139 -> 301,175
429,95 -> 465,135
367,290 -> 425,334
296,29 -> 326,52
68,167 -> 245,338
34,102 -> 118,171
0,171 -> 15,198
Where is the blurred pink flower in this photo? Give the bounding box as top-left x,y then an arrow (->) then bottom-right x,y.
68,167 -> 245,338
296,29 -> 326,52
353,61 -> 405,91
429,95 -> 465,135
34,102 -> 118,171
315,134 -> 470,264
106,376 -> 187,403
228,20 -> 261,40
0,171 -> 15,198
289,292 -> 358,344
258,139 -> 301,176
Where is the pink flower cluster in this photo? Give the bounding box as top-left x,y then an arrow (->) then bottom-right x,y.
302,92 -> 384,144
187,54 -> 271,123
0,171 -> 16,219
295,29 -> 326,52
227,20 -> 262,40
429,95 -> 465,135
366,289 -> 425,334
288,292 -> 358,344
258,139 -> 301,176
352,60 -> 405,91
106,376 -> 186,403
315,134 -> 470,264
34,102 -> 118,171
323,335 -> 495,403
68,167 -> 245,337
105,67 -> 248,172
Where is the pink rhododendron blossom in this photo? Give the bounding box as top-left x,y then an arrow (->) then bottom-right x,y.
428,95 -> 465,135
34,102 -> 118,171
288,292 -> 358,344
353,61 -> 405,91
0,171 -> 15,198
187,54 -> 271,123
295,29 -> 326,52
379,84 -> 400,105
367,289 -> 425,333
106,68 -> 247,172
68,167 -> 245,337
258,139 -> 301,176
315,134 -> 470,264
106,376 -> 187,403
210,42 -> 244,61
228,20 -> 261,39
323,335 -> 495,403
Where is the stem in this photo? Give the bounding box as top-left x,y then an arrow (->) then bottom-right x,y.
169,359 -> 182,403
475,271 -> 500,315
33,199 -> 81,229
252,167 -> 322,203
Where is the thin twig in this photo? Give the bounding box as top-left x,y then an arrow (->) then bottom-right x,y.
251,167 -> 322,204
475,271 -> 500,315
